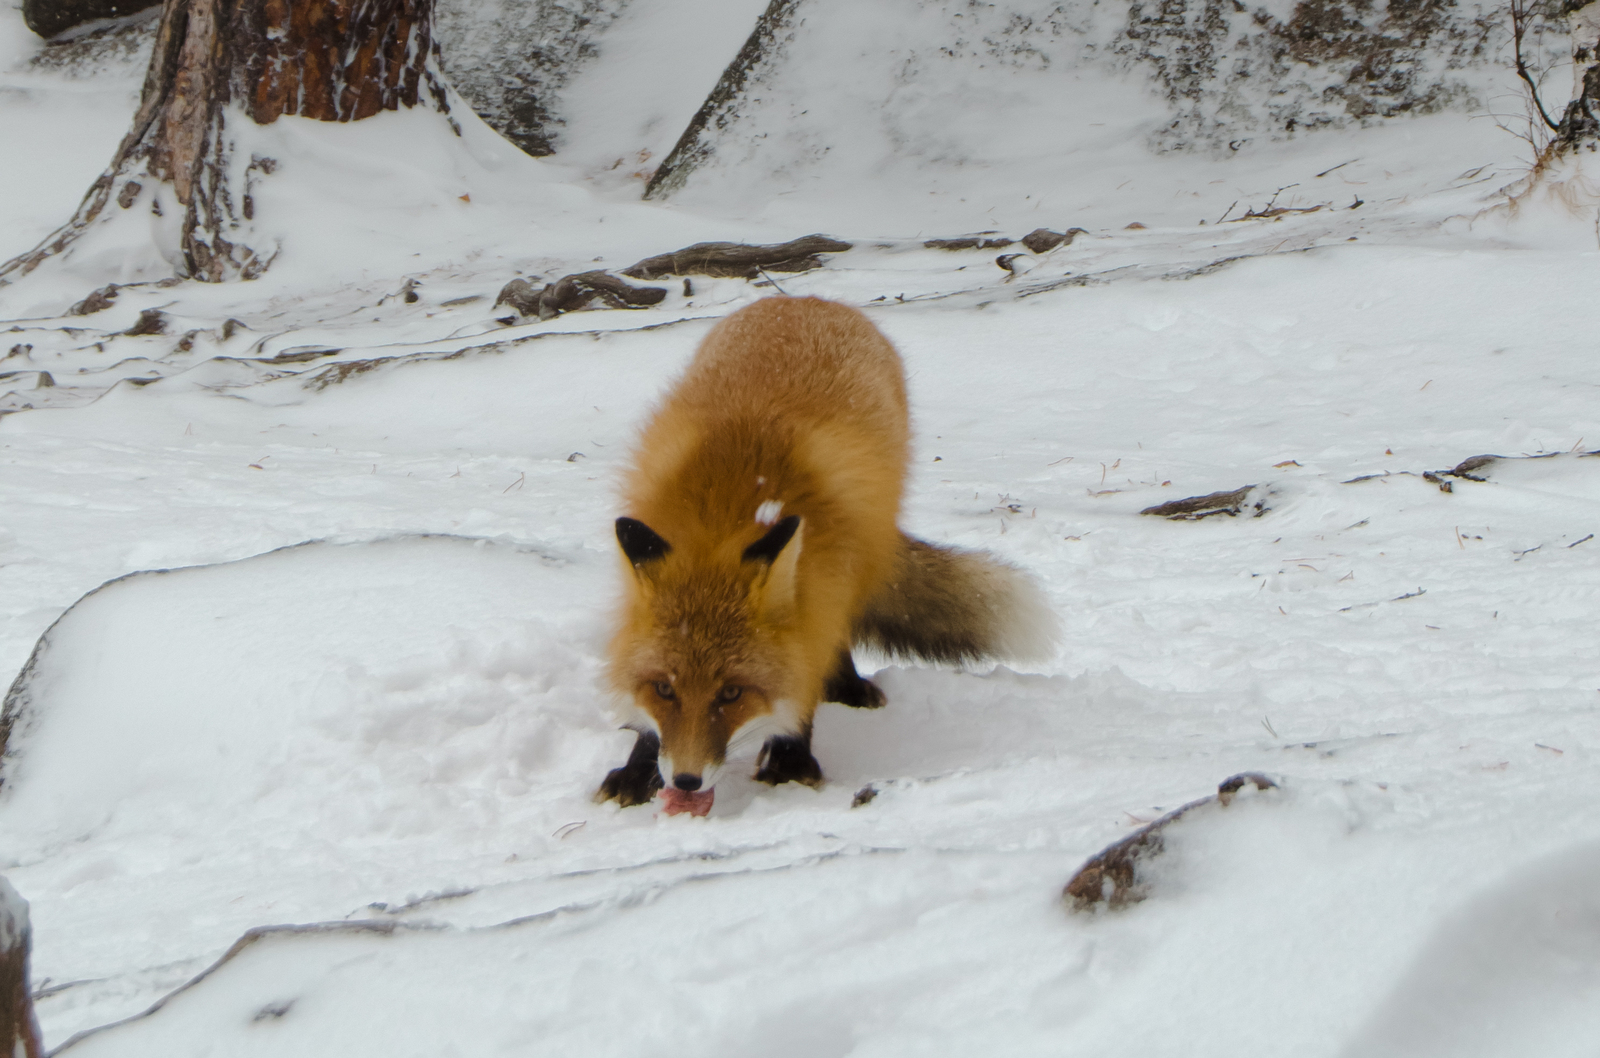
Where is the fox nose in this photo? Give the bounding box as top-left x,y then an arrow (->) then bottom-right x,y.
673,773 -> 702,791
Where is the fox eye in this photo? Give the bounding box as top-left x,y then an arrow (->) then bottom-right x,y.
653,681 -> 676,700
718,685 -> 743,703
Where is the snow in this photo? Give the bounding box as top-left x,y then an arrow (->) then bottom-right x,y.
554,0 -> 773,189
0,13 -> 149,256
3,0 -> 1600,1054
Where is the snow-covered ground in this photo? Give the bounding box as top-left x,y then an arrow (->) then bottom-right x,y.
2,4 -> 1599,1055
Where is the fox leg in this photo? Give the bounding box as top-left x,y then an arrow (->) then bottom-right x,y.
594,730 -> 665,807
754,723 -> 824,787
823,649 -> 885,709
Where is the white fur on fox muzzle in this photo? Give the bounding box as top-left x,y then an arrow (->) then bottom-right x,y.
658,754 -> 726,792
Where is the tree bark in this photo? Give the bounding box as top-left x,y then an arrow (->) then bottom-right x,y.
0,878 -> 44,1058
643,0 -> 800,201
1552,0 -> 1600,152
0,0 -> 450,286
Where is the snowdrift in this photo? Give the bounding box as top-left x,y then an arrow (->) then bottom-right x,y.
6,251 -> 1600,1051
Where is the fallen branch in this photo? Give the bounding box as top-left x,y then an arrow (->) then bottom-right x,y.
622,235 -> 851,280
1020,227 -> 1087,253
1063,773 -> 1278,912
495,271 -> 667,322
1227,184 -> 1327,221
924,234 -> 1014,251
1141,485 -> 1262,520
1345,450 -> 1600,492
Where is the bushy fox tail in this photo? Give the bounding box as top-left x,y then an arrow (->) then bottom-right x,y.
853,533 -> 1059,666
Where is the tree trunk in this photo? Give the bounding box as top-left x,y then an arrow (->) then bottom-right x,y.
0,879 -> 44,1058
1553,0 -> 1600,152
0,0 -> 450,286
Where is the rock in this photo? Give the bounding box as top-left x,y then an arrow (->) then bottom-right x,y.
1063,773 -> 1277,912
493,278 -> 544,317
125,309 -> 167,336
1020,227 -> 1086,253
69,284 -> 120,315
495,271 -> 667,321
22,0 -> 160,39
995,253 -> 1036,276
1449,455 -> 1499,480
622,235 -> 852,280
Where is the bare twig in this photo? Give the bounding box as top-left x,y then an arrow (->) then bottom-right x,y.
756,266 -> 789,294
1511,0 -> 1561,132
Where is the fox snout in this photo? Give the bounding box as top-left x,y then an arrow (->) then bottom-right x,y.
653,722 -> 730,792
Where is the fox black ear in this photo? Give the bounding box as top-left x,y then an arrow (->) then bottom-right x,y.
616,517 -> 671,565
742,515 -> 800,565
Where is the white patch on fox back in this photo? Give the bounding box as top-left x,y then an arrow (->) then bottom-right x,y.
755,500 -> 784,525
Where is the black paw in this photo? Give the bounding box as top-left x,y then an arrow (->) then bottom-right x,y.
594,765 -> 663,807
593,730 -> 664,807
754,734 -> 824,787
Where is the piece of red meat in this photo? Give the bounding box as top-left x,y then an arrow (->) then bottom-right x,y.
659,787 -> 715,817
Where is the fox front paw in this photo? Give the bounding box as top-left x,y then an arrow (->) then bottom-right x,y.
594,729 -> 664,807
754,734 -> 824,787
594,765 -> 663,807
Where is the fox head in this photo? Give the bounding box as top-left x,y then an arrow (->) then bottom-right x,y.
608,513 -> 805,793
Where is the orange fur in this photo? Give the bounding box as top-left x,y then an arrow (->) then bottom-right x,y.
608,297 -> 905,784
599,295 -> 1054,804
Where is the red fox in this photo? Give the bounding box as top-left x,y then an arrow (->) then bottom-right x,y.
596,296 -> 1056,815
